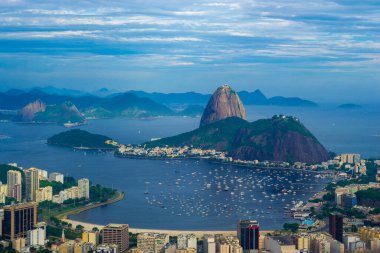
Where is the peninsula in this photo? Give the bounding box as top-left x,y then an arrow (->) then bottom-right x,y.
47,129 -> 117,150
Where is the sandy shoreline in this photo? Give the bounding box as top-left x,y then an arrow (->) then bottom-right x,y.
63,218 -> 273,237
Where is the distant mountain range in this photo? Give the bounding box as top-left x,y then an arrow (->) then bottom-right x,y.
0,86 -> 320,124
127,89 -> 318,107
0,89 -> 174,124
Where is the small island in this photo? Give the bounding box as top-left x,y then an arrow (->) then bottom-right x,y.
47,129 -> 117,150
337,103 -> 363,109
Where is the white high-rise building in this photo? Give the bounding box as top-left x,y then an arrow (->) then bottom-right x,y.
204,235 -> 216,253
36,169 -> 48,180
178,234 -> 197,250
78,178 -> 90,199
49,172 -> 64,184
7,170 -> 22,201
27,223 -> 46,247
25,168 -> 40,202
36,186 -> 53,202
0,192 -> 5,203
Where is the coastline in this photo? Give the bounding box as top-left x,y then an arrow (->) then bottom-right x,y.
57,188 -> 273,237
55,191 -> 125,221
115,154 -> 334,175
62,218 -> 273,237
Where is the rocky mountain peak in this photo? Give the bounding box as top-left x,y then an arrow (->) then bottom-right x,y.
17,99 -> 46,121
200,84 -> 246,127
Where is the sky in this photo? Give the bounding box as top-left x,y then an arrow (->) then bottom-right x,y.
0,0 -> 379,103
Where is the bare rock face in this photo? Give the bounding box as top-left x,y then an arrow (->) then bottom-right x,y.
17,99 -> 46,121
200,85 -> 246,127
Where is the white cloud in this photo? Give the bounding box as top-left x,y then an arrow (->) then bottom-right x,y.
118,36 -> 204,43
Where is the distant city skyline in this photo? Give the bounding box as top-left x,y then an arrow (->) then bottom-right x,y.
0,0 -> 379,103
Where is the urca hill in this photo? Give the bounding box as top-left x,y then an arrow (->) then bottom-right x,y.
147,85 -> 330,164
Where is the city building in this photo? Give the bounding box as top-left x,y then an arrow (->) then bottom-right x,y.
369,238 -> 380,252
7,170 -> 22,201
163,243 -> 176,253
217,236 -> 242,253
83,230 -> 100,246
102,224 -> 129,252
137,233 -> 169,253
342,194 -> 357,209
358,226 -> 380,243
49,172 -> 64,184
237,220 -> 260,253
12,237 -> 26,252
137,233 -> 155,253
343,234 -> 365,253
154,233 -> 169,253
0,183 -> 8,196
78,178 -> 90,199
36,186 -> 53,202
36,169 -> 48,180
97,244 -> 119,253
25,168 -> 40,202
329,213 -> 343,243
177,234 -> 197,250
293,234 -> 310,252
0,191 -> 5,204
2,202 -> 38,240
73,241 -> 95,253
203,235 -> 216,253
340,154 -> 361,164
26,222 -> 46,247
263,236 -> 298,253
0,183 -> 8,204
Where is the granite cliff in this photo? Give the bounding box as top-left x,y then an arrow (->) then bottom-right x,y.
200,85 -> 246,127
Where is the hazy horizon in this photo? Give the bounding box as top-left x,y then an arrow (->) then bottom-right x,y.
1,0 -> 379,103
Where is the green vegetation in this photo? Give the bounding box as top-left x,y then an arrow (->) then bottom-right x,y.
146,115 -> 327,163
356,188 -> 380,201
309,198 -> 323,203
82,106 -> 114,118
146,116 -> 249,150
0,164 -> 26,198
40,176 -> 77,195
283,223 -> 299,233
0,164 -> 24,183
46,225 -> 81,240
129,232 -> 138,248
90,184 -> 117,203
47,129 -> 115,149
34,101 -> 85,124
356,188 -> 380,208
177,105 -> 204,117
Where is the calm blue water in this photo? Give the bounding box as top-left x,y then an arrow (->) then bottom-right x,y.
0,105 -> 379,230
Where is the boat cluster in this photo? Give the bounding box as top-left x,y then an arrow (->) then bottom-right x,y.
143,161 -> 329,222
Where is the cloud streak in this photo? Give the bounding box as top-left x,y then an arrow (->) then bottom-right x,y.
0,0 -> 379,100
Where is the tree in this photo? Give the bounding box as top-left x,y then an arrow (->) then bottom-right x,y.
283,223 -> 299,233
76,224 -> 84,231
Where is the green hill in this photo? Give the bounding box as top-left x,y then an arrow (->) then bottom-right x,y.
146,115 -> 329,163
47,129 -> 115,149
146,117 -> 249,150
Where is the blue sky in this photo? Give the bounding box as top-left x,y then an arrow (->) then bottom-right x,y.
0,0 -> 379,103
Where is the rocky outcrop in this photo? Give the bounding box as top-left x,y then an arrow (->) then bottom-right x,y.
200,85 -> 246,127
16,100 -> 85,124
17,99 -> 46,121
